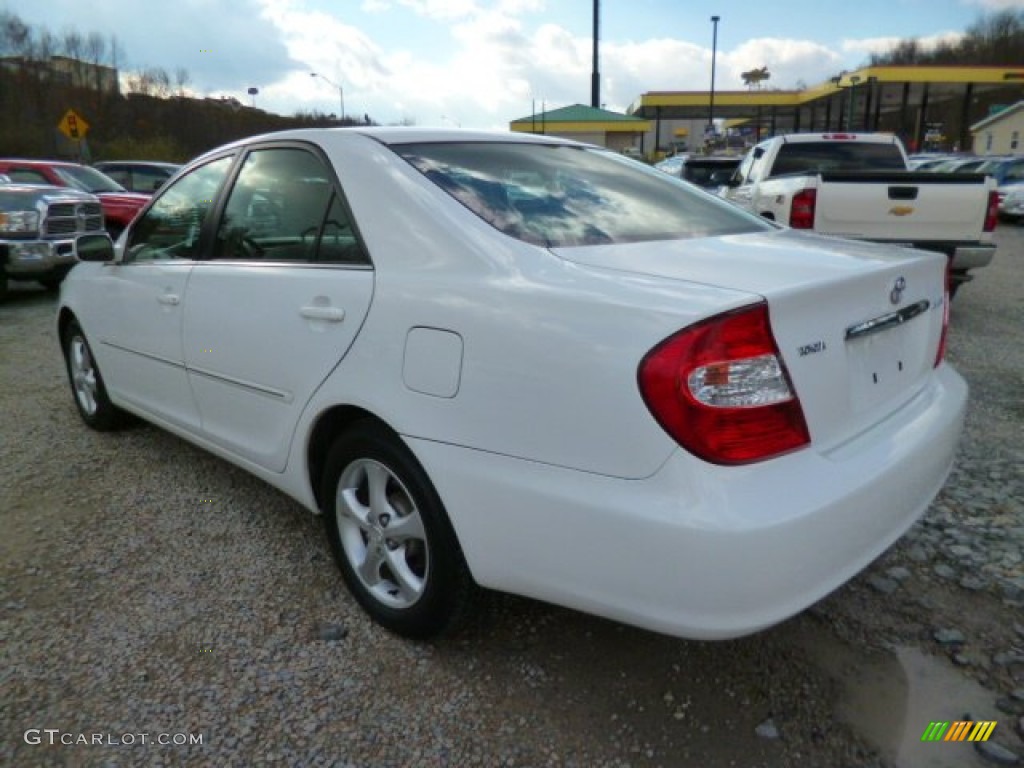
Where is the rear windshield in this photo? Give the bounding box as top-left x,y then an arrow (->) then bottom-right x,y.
770,141 -> 907,176
395,142 -> 769,248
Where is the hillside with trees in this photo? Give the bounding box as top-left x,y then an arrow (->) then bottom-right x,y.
0,10 -> 368,163
868,9 -> 1024,67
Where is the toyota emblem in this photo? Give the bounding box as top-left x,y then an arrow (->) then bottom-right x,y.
889,276 -> 906,305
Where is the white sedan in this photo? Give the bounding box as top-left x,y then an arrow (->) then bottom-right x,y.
58,128 -> 966,640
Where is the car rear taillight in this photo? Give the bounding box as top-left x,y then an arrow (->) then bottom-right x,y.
984,190 -> 999,232
637,302 -> 810,465
789,188 -> 816,229
935,261 -> 951,367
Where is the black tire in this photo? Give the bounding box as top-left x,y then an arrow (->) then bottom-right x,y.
61,319 -> 125,431
321,421 -> 476,639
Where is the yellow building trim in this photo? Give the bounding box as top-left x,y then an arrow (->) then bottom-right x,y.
511,120 -> 650,133
631,66 -> 1024,114
839,66 -> 1024,85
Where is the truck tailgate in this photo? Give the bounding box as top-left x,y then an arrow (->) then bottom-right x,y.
814,172 -> 991,242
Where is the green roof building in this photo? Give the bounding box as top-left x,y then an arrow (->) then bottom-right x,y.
510,104 -> 650,155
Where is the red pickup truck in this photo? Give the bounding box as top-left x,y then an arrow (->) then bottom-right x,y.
0,159 -> 149,239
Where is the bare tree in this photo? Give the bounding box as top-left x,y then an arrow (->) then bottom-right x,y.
149,66 -> 171,98
0,10 -> 33,57
174,67 -> 190,98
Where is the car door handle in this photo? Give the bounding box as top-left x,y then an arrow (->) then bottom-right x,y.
299,305 -> 345,322
158,293 -> 181,306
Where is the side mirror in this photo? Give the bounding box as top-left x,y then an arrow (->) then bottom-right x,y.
76,233 -> 115,262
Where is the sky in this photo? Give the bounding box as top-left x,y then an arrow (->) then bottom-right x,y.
5,0 -> 1023,129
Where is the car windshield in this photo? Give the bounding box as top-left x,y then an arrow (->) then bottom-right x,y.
397,142 -> 769,248
54,165 -> 125,193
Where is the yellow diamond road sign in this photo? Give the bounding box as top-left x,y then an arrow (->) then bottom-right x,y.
58,109 -> 89,140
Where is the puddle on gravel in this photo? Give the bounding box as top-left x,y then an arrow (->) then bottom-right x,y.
792,624 -> 1004,768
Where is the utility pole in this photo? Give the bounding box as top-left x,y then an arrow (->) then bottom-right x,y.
709,16 -> 721,144
591,0 -> 600,108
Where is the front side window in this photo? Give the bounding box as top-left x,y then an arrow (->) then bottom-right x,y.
396,142 -> 768,248
214,147 -> 363,263
125,155 -> 234,262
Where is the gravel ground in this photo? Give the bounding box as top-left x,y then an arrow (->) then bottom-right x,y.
2,225 -> 1023,768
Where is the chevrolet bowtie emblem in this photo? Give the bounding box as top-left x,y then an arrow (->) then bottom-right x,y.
889,205 -> 914,216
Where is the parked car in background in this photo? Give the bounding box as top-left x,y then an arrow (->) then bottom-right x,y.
655,154 -> 742,190
998,183 -> 1024,223
1,178 -> 103,297
925,156 -> 987,173
58,127 -> 966,642
680,155 -> 742,190
654,154 -> 687,176
974,155 -> 1024,188
0,159 -> 148,239
93,160 -> 181,193
906,154 -> 957,171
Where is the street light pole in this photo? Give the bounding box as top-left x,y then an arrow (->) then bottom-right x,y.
311,72 -> 345,122
709,15 -> 720,146
591,0 -> 600,108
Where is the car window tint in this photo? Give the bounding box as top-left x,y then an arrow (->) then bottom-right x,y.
133,167 -> 172,193
125,155 -> 233,263
214,148 -> 334,263
317,193 -> 368,264
397,142 -> 768,248
101,167 -> 131,187
770,142 -> 906,176
6,168 -> 49,184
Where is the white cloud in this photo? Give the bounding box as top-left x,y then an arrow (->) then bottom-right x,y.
723,38 -> 843,90
397,0 -> 478,19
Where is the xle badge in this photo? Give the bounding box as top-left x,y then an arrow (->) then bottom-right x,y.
798,340 -> 827,357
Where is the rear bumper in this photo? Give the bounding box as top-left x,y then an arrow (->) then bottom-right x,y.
948,244 -> 996,272
1,238 -> 78,279
408,365 -> 967,639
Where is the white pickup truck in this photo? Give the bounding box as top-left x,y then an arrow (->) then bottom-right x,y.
722,133 -> 999,295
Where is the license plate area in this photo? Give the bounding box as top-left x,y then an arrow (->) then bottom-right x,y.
848,331 -> 916,412
846,304 -> 931,413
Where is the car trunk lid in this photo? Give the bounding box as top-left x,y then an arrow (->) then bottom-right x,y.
553,230 -> 948,453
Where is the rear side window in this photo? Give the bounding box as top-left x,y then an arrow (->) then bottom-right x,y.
770,142 -> 906,176
214,147 -> 366,264
396,142 -> 768,247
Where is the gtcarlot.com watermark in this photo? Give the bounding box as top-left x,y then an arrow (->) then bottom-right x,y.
24,729 -> 204,747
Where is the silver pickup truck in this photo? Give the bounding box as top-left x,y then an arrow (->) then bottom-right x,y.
0,180 -> 105,298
